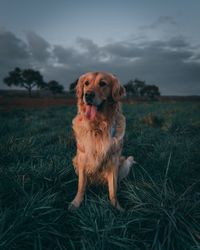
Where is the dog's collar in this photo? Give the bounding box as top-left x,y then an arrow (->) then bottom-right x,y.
111,120 -> 116,137
111,127 -> 115,137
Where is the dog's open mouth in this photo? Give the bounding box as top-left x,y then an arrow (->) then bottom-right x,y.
85,105 -> 97,120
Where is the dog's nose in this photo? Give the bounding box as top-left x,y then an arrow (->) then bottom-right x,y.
85,91 -> 95,103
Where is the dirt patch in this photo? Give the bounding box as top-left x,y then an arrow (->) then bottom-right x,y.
0,97 -> 76,109
141,113 -> 165,128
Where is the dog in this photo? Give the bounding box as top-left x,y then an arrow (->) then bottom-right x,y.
69,72 -> 134,211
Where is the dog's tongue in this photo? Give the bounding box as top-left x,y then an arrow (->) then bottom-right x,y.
85,105 -> 97,120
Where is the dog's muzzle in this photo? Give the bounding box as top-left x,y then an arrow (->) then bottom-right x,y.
85,91 -> 95,105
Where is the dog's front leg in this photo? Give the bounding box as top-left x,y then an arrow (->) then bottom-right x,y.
69,167 -> 87,210
107,164 -> 124,211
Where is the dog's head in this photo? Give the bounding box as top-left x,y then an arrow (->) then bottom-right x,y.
76,72 -> 125,120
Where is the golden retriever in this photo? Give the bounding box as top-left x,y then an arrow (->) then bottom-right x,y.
69,72 -> 134,211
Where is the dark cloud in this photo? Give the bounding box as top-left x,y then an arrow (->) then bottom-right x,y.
0,29 -> 29,60
25,31 -> 51,63
140,16 -> 177,30
76,37 -> 108,63
104,42 -> 141,59
53,45 -> 79,66
76,37 -> 99,53
154,16 -> 177,26
0,29 -> 200,95
0,29 -> 31,88
102,38 -> 200,94
166,37 -> 189,49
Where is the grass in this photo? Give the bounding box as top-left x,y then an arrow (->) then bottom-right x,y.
0,101 -> 200,250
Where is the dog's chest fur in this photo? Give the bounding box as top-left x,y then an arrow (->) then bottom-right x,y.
72,115 -> 114,174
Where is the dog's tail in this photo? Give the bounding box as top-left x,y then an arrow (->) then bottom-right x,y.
118,156 -> 136,182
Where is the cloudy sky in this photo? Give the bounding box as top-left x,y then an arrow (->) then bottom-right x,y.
0,0 -> 200,95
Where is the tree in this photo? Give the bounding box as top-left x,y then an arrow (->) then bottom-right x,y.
134,79 -> 146,96
124,78 -> 146,97
124,78 -> 161,100
69,79 -> 78,93
47,80 -> 64,95
3,67 -> 45,96
140,85 -> 161,100
124,80 -> 137,96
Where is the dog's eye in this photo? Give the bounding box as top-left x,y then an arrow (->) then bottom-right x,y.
99,81 -> 106,87
85,81 -> 90,86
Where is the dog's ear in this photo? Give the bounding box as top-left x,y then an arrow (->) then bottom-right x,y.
111,75 -> 126,101
76,74 -> 85,99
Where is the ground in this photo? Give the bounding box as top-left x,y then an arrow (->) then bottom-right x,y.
0,101 -> 200,249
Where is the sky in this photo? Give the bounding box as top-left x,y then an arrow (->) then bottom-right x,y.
0,0 -> 200,95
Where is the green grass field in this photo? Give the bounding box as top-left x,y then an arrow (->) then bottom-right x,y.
0,101 -> 200,250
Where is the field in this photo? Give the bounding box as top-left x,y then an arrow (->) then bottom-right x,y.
0,101 -> 200,249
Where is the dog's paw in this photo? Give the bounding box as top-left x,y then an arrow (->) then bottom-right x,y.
116,203 -> 125,212
68,200 -> 80,211
110,199 -> 125,212
126,156 -> 137,166
118,156 -> 137,181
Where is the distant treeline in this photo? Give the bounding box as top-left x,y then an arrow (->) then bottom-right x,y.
3,67 -> 64,97
123,79 -> 160,100
4,67 -> 161,100
69,78 -> 161,100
